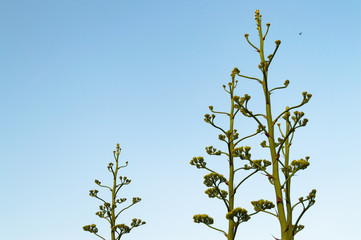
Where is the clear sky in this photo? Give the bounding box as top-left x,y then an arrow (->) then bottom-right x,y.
1,1 -> 360,239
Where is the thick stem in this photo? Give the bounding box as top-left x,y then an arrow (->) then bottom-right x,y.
111,147 -> 120,240
284,121 -> 293,239
256,12 -> 287,239
265,84 -> 287,240
227,76 -> 236,240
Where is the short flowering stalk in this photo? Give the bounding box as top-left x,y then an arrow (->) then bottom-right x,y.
83,143 -> 145,240
191,68 -> 274,240
232,10 -> 316,240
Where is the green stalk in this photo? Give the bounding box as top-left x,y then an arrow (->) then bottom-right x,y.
284,120 -> 293,239
227,75 -> 236,240
254,10 -> 287,239
111,148 -> 120,240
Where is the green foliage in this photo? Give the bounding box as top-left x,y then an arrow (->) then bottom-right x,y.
83,143 -> 145,240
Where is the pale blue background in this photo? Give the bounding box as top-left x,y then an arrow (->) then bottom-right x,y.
1,0 -> 360,239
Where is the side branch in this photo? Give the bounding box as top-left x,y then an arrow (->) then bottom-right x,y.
209,105 -> 230,116
269,80 -> 289,94
115,202 -> 137,220
232,170 -> 258,197
204,114 -> 227,135
244,34 -> 260,53
204,223 -> 228,237
236,73 -> 263,84
272,92 -> 312,126
213,185 -> 230,210
234,130 -> 261,148
94,233 -> 106,240
263,23 -> 271,40
267,40 -> 281,69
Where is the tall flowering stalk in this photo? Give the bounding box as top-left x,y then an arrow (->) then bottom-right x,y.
232,10 -> 316,240
190,65 -> 275,239
83,143 -> 145,240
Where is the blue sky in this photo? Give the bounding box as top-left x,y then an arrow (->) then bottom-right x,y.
1,0 -> 360,239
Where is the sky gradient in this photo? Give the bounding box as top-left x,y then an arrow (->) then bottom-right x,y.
1,0 -> 360,239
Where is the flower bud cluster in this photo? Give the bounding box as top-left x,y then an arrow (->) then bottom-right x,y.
119,176 -> 131,185
232,146 -> 251,160
292,224 -> 305,235
132,197 -> 141,204
298,189 -> 317,206
205,146 -> 222,156
96,209 -> 106,218
260,140 -> 268,148
116,198 -> 127,204
290,110 -> 309,127
251,199 -> 275,212
204,113 -> 216,124
225,207 -> 250,223
282,157 -> 310,175
218,134 -> 226,142
131,218 -> 146,227
282,109 -> 291,121
255,9 -> 261,22
193,214 -> 214,225
231,67 -> 240,78
257,124 -> 266,133
205,187 -> 228,199
234,94 -> 253,117
291,111 -> 304,122
190,156 -> 207,169
83,224 -> 98,233
116,143 -> 121,152
302,91 -> 312,104
250,160 -> 271,171
291,158 -> 310,171
274,137 -> 285,148
113,223 -> 131,234
307,189 -> 317,203
222,129 -> 239,142
89,189 -> 99,197
107,162 -> 114,172
242,159 -> 270,171
258,61 -> 269,71
203,172 -> 227,187
234,94 -> 251,107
